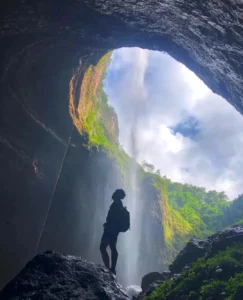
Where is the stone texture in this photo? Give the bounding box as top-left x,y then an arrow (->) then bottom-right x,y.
1,0 -> 243,288
142,280 -> 163,298
143,226 -> 243,299
209,225 -> 243,257
141,271 -> 167,293
0,251 -> 130,300
169,225 -> 243,274
169,239 -> 210,274
85,0 -> 243,113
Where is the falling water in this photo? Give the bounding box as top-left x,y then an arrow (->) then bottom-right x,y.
121,86 -> 148,285
104,48 -> 149,285
121,113 -> 142,285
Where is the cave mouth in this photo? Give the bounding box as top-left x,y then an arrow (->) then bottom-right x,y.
2,0 -> 243,291
67,46 -> 243,286
71,47 -> 243,201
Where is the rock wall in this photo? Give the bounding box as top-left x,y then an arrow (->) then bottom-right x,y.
1,0 -> 243,288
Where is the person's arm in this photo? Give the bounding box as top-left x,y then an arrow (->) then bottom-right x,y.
104,204 -> 113,227
106,206 -> 113,223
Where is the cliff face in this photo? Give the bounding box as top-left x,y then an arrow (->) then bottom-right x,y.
1,0 -> 243,289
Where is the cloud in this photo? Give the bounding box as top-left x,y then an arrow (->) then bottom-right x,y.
105,47 -> 243,199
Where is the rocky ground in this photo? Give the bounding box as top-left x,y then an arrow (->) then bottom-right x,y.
1,226 -> 243,299
0,251 -> 129,300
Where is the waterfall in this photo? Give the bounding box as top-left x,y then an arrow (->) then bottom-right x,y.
119,110 -> 144,286
104,47 -> 149,285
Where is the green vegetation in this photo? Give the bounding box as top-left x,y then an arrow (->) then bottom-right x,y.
226,195 -> 243,227
70,51 -> 243,265
145,243 -> 243,300
139,160 -> 243,264
69,51 -> 130,174
140,170 -> 236,263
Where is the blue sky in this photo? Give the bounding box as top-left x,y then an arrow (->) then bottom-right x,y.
171,116 -> 199,139
104,47 -> 243,199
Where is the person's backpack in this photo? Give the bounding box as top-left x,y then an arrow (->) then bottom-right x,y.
119,206 -> 130,232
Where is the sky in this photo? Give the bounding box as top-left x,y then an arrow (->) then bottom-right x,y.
104,47 -> 243,199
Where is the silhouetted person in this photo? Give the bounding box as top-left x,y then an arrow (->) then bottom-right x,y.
100,189 -> 130,275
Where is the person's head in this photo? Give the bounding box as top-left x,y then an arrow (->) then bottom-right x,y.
112,189 -> 126,201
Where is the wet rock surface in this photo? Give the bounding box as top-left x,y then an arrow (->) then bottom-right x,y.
169,239 -> 210,274
137,272 -> 171,299
169,226 -> 243,274
141,271 -> 167,293
140,226 -> 243,299
142,280 -> 163,298
0,251 -> 130,300
209,224 -> 243,257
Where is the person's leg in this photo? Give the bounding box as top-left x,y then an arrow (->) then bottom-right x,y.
100,235 -> 110,269
109,234 -> 118,274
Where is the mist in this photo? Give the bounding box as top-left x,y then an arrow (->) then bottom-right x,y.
38,47 -> 243,288
96,47 -> 243,285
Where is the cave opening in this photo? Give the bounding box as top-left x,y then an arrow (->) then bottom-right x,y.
104,47 -> 243,200
1,0 -> 243,293
68,47 -> 243,286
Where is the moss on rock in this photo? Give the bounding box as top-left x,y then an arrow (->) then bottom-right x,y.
144,243 -> 243,300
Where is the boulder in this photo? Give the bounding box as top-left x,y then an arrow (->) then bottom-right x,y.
143,280 -> 162,297
169,226 -> 243,275
0,251 -> 129,300
209,226 -> 243,257
136,226 -> 243,300
169,239 -> 210,274
141,272 -> 167,293
161,271 -> 172,280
